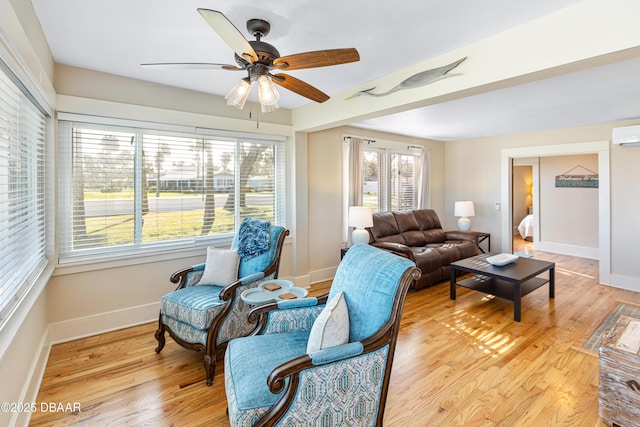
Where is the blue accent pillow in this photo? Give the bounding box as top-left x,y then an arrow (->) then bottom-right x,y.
237,218 -> 271,259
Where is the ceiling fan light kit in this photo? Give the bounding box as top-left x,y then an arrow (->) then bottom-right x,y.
143,9 -> 360,113
225,77 -> 251,109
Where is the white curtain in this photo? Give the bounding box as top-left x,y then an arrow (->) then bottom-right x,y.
417,148 -> 431,208
342,137 -> 363,244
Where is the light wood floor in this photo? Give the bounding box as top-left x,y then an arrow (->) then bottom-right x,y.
32,251 -> 639,426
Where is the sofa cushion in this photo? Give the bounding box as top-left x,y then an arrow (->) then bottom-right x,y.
369,211 -> 405,244
411,247 -> 443,276
413,209 -> 446,243
394,210 -> 428,246
447,239 -> 480,259
432,243 -> 462,266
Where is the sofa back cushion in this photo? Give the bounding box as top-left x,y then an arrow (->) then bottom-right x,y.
393,210 -> 428,246
369,211 -> 405,244
369,209 -> 447,245
412,209 -> 446,243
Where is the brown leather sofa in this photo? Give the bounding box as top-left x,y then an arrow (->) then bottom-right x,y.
366,209 -> 480,290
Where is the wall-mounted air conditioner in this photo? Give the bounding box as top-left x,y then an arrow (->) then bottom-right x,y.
612,125 -> 640,147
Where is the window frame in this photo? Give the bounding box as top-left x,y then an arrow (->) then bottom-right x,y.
361,145 -> 421,213
0,57 -> 49,328
57,113 -> 286,268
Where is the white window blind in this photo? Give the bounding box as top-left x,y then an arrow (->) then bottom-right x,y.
390,152 -> 418,211
58,118 -> 285,264
362,147 -> 419,213
0,61 -> 47,325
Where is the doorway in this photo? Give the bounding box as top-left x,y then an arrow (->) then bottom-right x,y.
501,140 -> 610,285
512,163 -> 534,256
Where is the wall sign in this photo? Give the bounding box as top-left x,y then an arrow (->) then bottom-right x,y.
555,165 -> 598,188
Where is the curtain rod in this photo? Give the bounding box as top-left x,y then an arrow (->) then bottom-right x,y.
343,136 -> 376,144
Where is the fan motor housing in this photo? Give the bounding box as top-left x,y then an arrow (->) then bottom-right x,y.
235,40 -> 280,67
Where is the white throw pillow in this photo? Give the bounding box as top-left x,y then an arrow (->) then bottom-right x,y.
197,247 -> 240,286
307,291 -> 349,353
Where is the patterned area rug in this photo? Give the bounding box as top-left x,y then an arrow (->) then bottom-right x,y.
581,302 -> 640,355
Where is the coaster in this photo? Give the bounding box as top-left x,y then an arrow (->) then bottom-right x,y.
264,284 -> 282,291
279,293 -> 297,299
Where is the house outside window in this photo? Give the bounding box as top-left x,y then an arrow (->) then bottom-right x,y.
58,117 -> 285,264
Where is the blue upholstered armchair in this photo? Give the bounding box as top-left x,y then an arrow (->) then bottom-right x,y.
224,244 -> 420,426
155,220 -> 289,385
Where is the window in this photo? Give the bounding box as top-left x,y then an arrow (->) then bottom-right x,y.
0,61 -> 47,324
58,118 -> 285,264
361,147 -> 420,213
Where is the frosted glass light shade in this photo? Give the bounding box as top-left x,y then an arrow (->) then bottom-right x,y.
257,75 -> 280,108
225,78 -> 251,110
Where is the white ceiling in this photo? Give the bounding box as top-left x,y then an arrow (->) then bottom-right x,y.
32,0 -> 640,141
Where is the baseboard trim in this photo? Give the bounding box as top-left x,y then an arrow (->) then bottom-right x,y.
608,274 -> 640,292
536,241 -> 598,260
48,302 -> 160,345
309,266 -> 338,285
14,329 -> 51,427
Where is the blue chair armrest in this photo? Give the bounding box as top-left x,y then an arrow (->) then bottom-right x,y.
277,297 -> 319,309
238,271 -> 265,285
192,263 -> 205,271
248,303 -> 324,335
309,342 -> 364,365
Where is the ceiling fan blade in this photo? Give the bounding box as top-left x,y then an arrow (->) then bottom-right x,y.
272,74 -> 329,103
141,62 -> 243,71
197,9 -> 258,63
272,48 -> 360,70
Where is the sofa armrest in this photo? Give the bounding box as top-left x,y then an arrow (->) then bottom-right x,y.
370,241 -> 415,261
445,230 -> 480,246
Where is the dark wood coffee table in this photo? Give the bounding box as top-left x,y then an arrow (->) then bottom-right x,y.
450,253 -> 555,322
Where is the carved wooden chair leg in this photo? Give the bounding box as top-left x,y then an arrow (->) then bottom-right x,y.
204,354 -> 216,386
154,324 -> 166,354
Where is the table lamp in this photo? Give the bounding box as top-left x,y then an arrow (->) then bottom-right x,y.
348,206 -> 373,245
454,201 -> 475,231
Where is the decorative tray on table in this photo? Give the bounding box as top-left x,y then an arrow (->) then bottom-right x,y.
240,279 -> 309,304
486,253 -> 519,267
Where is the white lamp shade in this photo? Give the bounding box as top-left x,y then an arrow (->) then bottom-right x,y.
348,206 -> 373,228
348,206 -> 373,245
454,201 -> 475,217
454,201 -> 475,231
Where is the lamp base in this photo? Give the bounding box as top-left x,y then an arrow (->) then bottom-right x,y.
351,228 -> 370,246
457,217 -> 471,231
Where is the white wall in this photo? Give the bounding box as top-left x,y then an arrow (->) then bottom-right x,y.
445,121 -> 640,291
538,154 -> 599,256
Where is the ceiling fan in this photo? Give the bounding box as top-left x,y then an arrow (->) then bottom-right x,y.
142,9 -> 360,112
